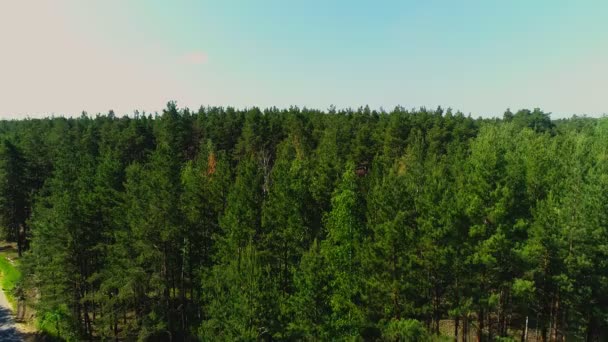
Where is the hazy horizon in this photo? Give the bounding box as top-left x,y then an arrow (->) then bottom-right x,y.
1,1 -> 607,119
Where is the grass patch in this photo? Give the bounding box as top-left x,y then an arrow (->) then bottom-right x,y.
0,246 -> 22,307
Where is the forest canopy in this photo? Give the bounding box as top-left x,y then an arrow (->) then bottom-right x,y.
0,104 -> 606,341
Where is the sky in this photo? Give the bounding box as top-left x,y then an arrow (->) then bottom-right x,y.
0,0 -> 607,118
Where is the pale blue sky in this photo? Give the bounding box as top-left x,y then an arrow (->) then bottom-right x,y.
1,1 -> 607,118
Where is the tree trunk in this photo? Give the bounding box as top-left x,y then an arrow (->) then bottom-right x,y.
477,309 -> 484,342
455,316 -> 460,342
181,238 -> 187,335
521,315 -> 528,342
17,225 -> 23,257
83,303 -> 92,338
114,314 -> 119,342
586,313 -> 595,342
541,326 -> 548,342
463,315 -> 469,342
163,244 -> 171,332
392,245 -> 399,319
488,310 -> 493,342
552,292 -> 560,341
434,288 -> 440,334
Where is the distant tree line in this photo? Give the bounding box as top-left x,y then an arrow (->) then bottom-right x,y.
0,104 -> 606,341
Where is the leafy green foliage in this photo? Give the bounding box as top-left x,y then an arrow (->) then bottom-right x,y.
383,319 -> 430,341
0,105 -> 605,340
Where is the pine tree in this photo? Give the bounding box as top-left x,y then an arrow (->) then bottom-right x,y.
0,139 -> 28,255
321,162 -> 366,337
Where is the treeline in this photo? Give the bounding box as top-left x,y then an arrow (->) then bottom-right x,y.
0,104 -> 606,341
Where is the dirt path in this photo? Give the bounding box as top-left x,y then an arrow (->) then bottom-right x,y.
0,285 -> 23,341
